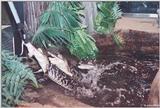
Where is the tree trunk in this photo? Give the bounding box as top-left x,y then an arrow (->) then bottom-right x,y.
82,2 -> 97,34
24,2 -> 49,34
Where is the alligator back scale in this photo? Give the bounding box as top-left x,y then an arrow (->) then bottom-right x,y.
47,64 -> 81,91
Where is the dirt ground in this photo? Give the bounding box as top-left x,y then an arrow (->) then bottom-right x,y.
20,80 -> 92,107
19,17 -> 159,107
115,17 -> 159,33
21,54 -> 159,107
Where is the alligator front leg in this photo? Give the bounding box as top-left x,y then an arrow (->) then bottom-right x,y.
25,42 -> 49,73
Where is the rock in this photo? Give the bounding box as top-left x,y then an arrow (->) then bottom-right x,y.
148,69 -> 160,105
78,64 -> 95,70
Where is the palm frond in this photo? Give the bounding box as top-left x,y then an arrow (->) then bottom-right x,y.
32,26 -> 70,48
112,34 -> 124,48
39,2 -> 81,28
112,3 -> 122,19
95,2 -> 123,47
32,1 -> 98,60
95,2 -> 122,34
68,30 -> 98,60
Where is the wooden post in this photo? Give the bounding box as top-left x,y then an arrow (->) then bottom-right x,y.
24,1 -> 98,34
82,2 -> 97,34
24,2 -> 49,33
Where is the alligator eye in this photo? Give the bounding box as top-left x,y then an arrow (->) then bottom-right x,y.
28,58 -> 33,62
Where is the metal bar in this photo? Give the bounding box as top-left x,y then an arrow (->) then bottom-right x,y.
8,2 -> 21,24
122,13 -> 158,18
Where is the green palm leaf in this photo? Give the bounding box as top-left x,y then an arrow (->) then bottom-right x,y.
32,1 -> 98,59
68,30 -> 98,60
95,2 -> 122,34
39,2 -> 81,28
32,26 -> 70,48
95,2 -> 122,47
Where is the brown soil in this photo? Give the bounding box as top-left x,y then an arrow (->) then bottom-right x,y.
77,55 -> 159,107
21,80 -> 92,107
22,54 -> 159,107
21,30 -> 159,107
93,29 -> 159,56
115,17 -> 159,33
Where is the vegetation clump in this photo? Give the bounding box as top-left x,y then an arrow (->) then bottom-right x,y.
95,2 -> 123,47
32,2 -> 98,60
2,50 -> 38,107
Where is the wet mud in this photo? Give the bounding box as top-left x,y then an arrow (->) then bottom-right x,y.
23,30 -> 159,107
71,55 -> 159,107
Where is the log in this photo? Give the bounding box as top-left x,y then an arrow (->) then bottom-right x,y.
93,29 -> 159,56
24,2 -> 49,33
148,69 -> 160,106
